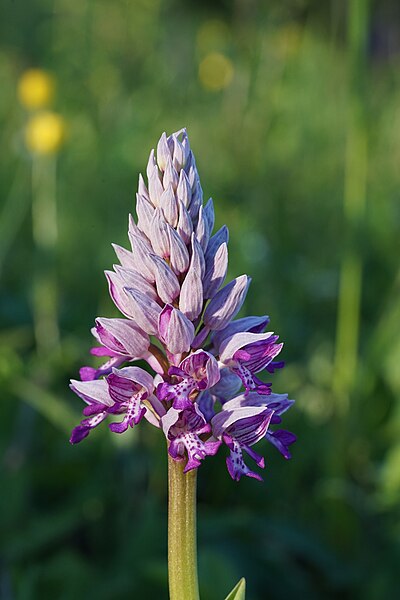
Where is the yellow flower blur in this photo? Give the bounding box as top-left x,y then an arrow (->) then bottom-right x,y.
198,52 -> 234,92
25,112 -> 65,155
18,69 -> 55,110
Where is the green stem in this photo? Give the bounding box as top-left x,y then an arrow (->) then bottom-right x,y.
31,154 -> 60,355
168,455 -> 200,600
333,0 -> 369,412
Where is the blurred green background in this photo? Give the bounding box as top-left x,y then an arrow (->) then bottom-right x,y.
1,0 -> 400,598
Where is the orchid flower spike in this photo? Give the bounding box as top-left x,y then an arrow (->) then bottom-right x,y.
70,128 -> 295,482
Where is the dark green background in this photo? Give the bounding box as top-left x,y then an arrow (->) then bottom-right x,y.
1,1 -> 400,598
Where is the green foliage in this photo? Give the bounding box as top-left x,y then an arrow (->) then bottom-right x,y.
224,578 -> 246,600
1,1 -> 400,599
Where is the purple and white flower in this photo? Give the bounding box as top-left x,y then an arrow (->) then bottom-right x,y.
162,405 -> 221,472
220,392 -> 297,469
70,379 -> 115,444
211,405 -> 275,481
218,331 -> 284,395
157,350 -> 220,410
70,128 -> 295,482
106,366 -> 154,433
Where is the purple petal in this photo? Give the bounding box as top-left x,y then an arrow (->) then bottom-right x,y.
143,394 -> 166,427
163,155 -> 179,191
190,233 -> 206,277
205,225 -> 229,265
203,275 -> 251,331
158,304 -> 173,339
147,155 -> 164,206
112,244 -> 137,270
204,197 -> 215,232
179,264 -> 203,321
107,366 -> 154,403
157,379 -> 196,411
179,350 -> 220,388
266,360 -> 285,373
80,356 -> 125,382
150,208 -> 170,258
211,406 -> 274,446
146,148 -> 156,179
227,409 -> 274,446
158,305 -> 195,354
168,432 -> 221,472
197,391 -> 215,421
179,129 -> 191,166
160,406 -> 181,438
150,254 -> 180,304
123,289 -> 162,335
113,265 -> 158,301
129,226 -> 153,251
70,379 -> 114,407
191,326 -> 211,349
185,152 -> 197,184
195,204 -> 210,251
156,132 -> 171,171
224,435 -> 264,482
109,419 -> 130,434
209,368 -> 242,402
177,169 -> 191,208
105,270 -> 142,319
203,241 -> 228,299
171,130 -> 188,170
90,346 -> 118,357
79,366 -> 97,381
266,430 -> 297,459
233,338 -> 283,374
136,193 -> 155,237
128,234 -> 156,282
109,402 -> 146,432
138,173 -> 149,200
223,392 -> 294,414
177,200 -> 193,244
211,315 -> 270,351
188,180 -> 202,223
219,332 -> 276,364
168,225 -> 190,275
82,402 -> 109,416
70,425 -> 91,444
70,410 -> 108,444
234,363 -> 272,395
95,317 -> 150,358
160,185 -> 178,227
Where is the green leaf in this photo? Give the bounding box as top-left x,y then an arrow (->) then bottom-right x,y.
12,378 -> 79,434
224,578 -> 246,600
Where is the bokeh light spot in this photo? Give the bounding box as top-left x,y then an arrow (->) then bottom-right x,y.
17,68 -> 55,110
198,52 -> 234,92
25,111 -> 65,155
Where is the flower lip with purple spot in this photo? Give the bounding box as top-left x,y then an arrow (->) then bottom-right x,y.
106,366 -> 154,433
157,350 -> 220,411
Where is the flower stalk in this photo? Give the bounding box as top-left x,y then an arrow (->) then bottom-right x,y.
168,454 -> 199,600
